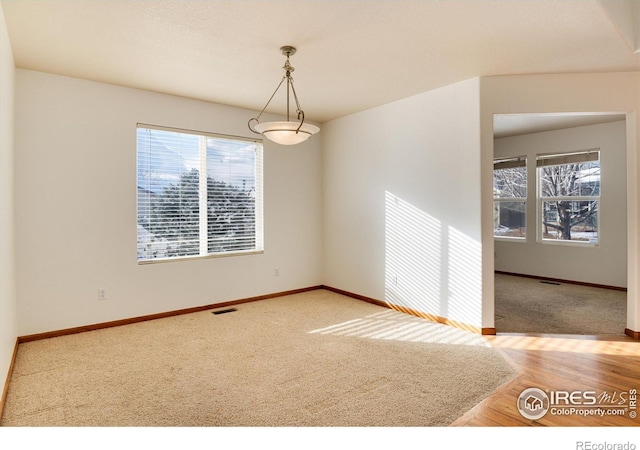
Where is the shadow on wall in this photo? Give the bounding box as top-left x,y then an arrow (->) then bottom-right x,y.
384,191 -> 481,328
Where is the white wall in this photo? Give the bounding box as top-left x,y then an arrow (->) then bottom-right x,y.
0,3 -> 16,389
14,70 -> 323,336
480,73 -> 640,331
10,66 -> 640,343
494,120 -> 627,288
323,78 -> 484,329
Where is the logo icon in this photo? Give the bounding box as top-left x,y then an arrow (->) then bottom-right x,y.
517,387 -> 550,420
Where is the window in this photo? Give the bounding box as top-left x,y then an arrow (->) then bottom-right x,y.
493,156 -> 527,239
136,124 -> 263,262
537,150 -> 600,244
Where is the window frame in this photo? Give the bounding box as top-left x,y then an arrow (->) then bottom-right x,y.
493,155 -> 528,241
136,123 -> 264,264
536,149 -> 600,246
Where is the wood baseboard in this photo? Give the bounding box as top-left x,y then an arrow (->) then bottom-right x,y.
625,328 -> 640,340
1,338 -> 19,421
321,285 -> 388,308
322,285 -> 484,334
495,271 -> 627,291
18,286 -> 324,343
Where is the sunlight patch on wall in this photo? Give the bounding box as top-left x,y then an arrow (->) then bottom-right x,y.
447,226 -> 482,327
384,191 -> 442,314
308,309 -> 490,347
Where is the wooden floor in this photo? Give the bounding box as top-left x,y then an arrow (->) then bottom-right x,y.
451,333 -> 640,426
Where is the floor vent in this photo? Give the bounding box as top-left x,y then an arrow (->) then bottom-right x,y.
540,281 -> 561,286
212,308 -> 238,315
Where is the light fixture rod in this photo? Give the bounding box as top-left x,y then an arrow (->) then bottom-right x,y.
251,76 -> 285,124
286,71 -> 290,121
289,81 -> 303,116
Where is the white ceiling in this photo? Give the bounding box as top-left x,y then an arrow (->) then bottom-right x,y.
2,0 -> 640,131
493,112 -> 627,139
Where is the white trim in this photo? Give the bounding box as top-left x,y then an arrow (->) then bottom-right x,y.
198,136 -> 208,256
137,249 -> 265,265
494,236 -> 527,243
137,122 -> 262,144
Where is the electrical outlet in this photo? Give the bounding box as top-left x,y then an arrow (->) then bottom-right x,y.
98,288 -> 107,301
274,267 -> 280,277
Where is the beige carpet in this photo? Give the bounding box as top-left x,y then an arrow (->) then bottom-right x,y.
1,289 -> 515,427
495,273 -> 627,335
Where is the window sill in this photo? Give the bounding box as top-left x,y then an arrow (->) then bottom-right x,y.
537,239 -> 598,248
494,236 -> 527,243
137,249 -> 264,265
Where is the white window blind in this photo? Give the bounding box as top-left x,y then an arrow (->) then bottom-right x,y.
536,150 -> 599,167
494,155 -> 527,171
136,124 -> 263,262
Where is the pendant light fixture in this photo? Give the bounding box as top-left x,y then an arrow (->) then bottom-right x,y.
248,46 -> 319,145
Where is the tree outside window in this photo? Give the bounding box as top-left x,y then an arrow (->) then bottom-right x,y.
537,151 -> 600,243
493,156 -> 527,239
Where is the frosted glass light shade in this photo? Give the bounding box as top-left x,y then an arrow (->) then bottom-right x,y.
253,121 -> 320,145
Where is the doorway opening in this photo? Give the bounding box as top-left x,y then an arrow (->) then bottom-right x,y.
492,112 -> 628,335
